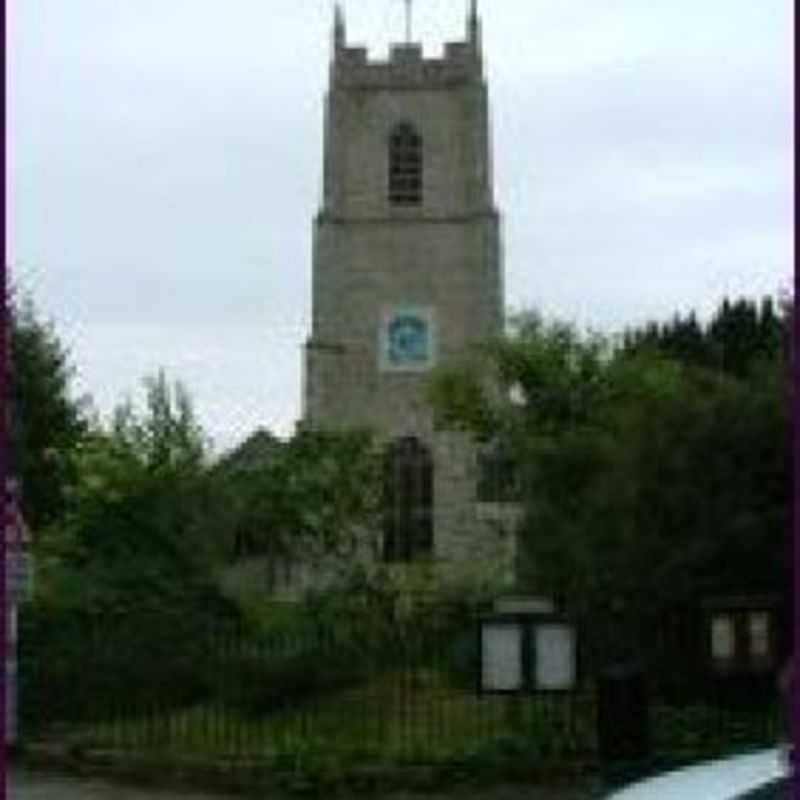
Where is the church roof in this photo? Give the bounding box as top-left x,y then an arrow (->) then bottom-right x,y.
212,428 -> 284,477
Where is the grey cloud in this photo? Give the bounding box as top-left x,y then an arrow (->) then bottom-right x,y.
9,1 -> 791,444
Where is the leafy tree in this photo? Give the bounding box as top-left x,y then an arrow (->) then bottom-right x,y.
24,371 -> 239,725
34,370 -> 225,615
110,371 -> 207,473
428,305 -> 788,671
8,291 -> 89,530
622,294 -> 788,377
213,426 -> 382,570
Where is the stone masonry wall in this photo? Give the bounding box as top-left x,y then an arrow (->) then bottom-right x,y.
303,27 -> 512,587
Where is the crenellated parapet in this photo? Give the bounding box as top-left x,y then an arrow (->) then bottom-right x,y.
331,2 -> 483,89
333,41 -> 481,89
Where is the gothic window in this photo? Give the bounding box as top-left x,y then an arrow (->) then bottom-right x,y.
383,437 -> 433,561
388,123 -> 423,206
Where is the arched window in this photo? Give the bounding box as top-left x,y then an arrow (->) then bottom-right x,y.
388,123 -> 423,206
383,437 -> 433,561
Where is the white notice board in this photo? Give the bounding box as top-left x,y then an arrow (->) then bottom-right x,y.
481,623 -> 523,691
534,623 -> 576,690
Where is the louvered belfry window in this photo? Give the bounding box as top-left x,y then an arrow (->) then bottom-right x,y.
383,437 -> 433,561
388,123 -> 423,206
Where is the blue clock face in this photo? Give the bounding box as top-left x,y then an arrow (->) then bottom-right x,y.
388,314 -> 429,365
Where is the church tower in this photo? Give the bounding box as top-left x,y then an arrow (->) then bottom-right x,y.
304,2 -> 510,577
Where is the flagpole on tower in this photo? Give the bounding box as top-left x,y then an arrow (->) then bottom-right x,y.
404,0 -> 412,43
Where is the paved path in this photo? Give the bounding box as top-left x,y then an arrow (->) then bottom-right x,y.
9,768 -> 600,799
8,769 -> 236,800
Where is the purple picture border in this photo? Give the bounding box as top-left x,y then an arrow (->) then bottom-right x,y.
0,7 -> 793,800
792,118 -> 799,798
1,0 -> 9,794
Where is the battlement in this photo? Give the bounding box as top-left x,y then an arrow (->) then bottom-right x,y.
330,3 -> 483,90
333,40 -> 481,89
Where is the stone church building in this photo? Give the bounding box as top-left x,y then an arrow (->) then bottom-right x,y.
301,2 -> 516,588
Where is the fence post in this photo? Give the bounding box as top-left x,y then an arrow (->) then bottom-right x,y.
596,659 -> 649,782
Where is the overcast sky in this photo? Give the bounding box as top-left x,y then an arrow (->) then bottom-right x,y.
8,1 -> 792,453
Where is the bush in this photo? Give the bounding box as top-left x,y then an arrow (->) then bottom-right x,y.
19,592 -> 241,732
216,635 -> 369,717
